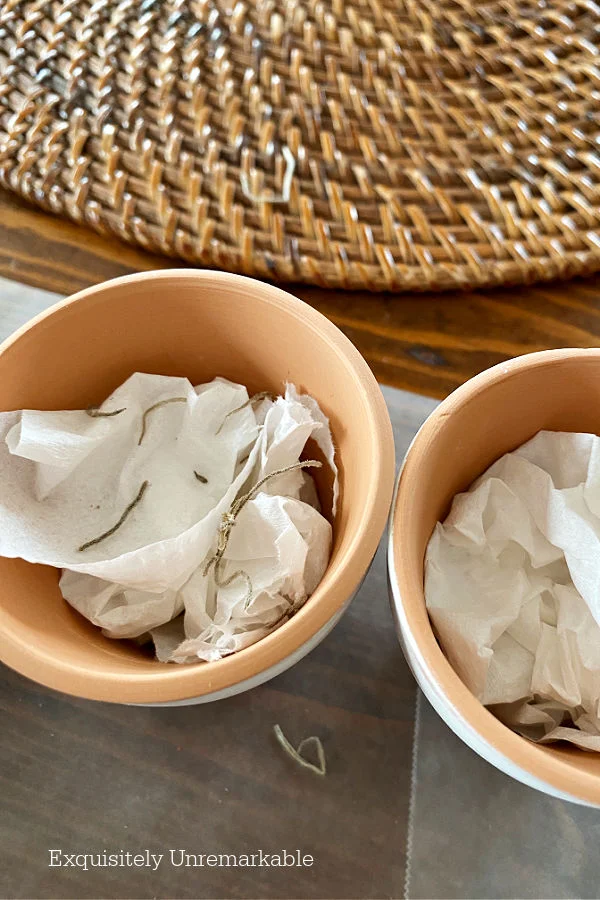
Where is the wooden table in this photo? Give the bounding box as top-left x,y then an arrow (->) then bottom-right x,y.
0,186 -> 599,900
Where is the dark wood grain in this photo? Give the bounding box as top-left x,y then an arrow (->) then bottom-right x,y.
1,188 -> 600,399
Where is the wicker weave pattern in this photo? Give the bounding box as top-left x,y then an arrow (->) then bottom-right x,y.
0,0 -> 599,290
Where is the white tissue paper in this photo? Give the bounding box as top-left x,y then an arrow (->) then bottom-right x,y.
425,430 -> 600,750
0,373 -> 338,663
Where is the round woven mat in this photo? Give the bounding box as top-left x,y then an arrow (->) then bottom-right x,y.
0,0 -> 599,291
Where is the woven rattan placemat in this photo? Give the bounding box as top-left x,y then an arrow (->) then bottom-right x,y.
0,0 -> 599,291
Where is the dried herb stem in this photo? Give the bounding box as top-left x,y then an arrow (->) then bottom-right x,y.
138,397 -> 187,445
86,406 -> 126,418
203,459 -> 321,607
273,725 -> 326,776
194,472 -> 208,483
215,391 -> 274,435
78,481 -> 150,552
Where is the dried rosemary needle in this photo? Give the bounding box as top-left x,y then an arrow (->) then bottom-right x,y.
273,725 -> 327,776
78,481 -> 150,552
138,397 -> 187,445
86,406 -> 126,418
215,391 -> 274,435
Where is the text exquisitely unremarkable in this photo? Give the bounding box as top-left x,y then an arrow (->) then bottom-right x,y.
48,849 -> 315,871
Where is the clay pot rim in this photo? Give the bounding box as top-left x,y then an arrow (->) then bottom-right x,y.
389,348 -> 600,806
0,270 -> 395,702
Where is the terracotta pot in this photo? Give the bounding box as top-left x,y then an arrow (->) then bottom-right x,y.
388,348 -> 600,806
0,270 -> 395,705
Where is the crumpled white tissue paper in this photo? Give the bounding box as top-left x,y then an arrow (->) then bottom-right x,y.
425,430 -> 600,750
0,373 -> 338,663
